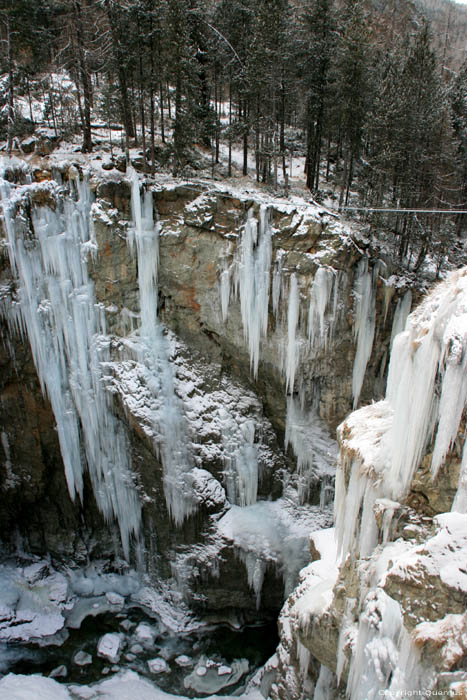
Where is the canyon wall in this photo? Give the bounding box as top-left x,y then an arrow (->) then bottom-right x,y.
0,161 -> 422,623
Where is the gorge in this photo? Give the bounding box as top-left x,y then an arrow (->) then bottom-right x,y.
0,157 -> 465,699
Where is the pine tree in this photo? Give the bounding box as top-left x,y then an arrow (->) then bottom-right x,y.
334,0 -> 373,208
298,0 -> 335,192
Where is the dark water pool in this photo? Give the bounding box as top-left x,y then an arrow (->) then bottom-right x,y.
2,608 -> 279,695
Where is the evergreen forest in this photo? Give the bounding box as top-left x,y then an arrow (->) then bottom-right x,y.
1,0 -> 466,269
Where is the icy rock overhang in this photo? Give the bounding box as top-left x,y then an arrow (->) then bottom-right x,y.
335,266 -> 467,561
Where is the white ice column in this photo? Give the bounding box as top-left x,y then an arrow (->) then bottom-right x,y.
236,206 -> 272,378
352,258 -> 378,408
128,171 -> 196,525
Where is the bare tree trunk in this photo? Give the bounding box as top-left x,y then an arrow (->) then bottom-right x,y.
159,82 -> 165,143
72,0 -> 92,152
6,15 -> 14,156
228,78 -> 232,178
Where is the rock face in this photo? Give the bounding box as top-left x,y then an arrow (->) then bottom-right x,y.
0,160 -> 424,619
273,268 -> 467,698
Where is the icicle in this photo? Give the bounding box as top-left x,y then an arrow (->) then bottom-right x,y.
308,267 -> 335,351
219,243 -> 233,323
220,266 -> 231,321
240,551 -> 266,609
296,640 -> 311,681
128,170 -> 195,525
452,441 -> 467,513
352,258 -> 378,409
319,474 -> 334,511
347,591 -> 403,700
236,206 -> 272,378
382,283 -> 395,324
219,409 -> 258,507
285,274 -> 300,393
383,269 -> 467,499
314,665 -> 336,700
389,290 -> 412,349
272,250 -> 284,320
1,172 -> 141,559
285,396 -> 337,506
430,341 -> 467,478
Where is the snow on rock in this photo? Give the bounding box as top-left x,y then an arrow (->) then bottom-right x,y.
0,674 -> 72,700
73,651 -> 93,666
413,613 -> 467,670
0,670 -> 267,700
383,513 -> 467,614
287,528 -> 339,630
50,665 -> 68,678
175,655 -> 193,667
147,658 -> 170,674
134,623 -> 157,644
97,633 -> 124,664
106,592 -> 125,606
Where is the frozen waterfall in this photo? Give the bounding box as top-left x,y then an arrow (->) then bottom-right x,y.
127,170 -> 196,525
0,170 -> 141,558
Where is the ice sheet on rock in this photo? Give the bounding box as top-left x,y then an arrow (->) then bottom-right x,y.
233,206 -> 272,378
0,563 -> 68,642
69,568 -> 141,599
285,397 -> 337,505
352,258 -> 378,408
184,656 -> 249,694
452,441 -> 467,513
0,173 -> 141,558
218,500 -> 332,605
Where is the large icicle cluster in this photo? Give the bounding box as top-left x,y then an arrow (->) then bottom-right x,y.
330,267 -> 467,698
335,268 -> 467,560
351,257 -> 378,408
0,170 -> 141,558
234,206 -> 272,378
125,171 -> 196,525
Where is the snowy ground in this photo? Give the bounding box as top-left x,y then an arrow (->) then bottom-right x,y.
0,669 -> 265,700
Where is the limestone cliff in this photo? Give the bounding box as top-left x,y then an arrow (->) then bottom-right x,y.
0,159 -> 429,623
